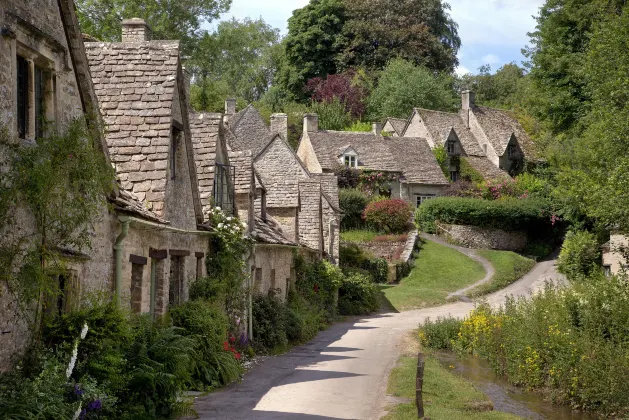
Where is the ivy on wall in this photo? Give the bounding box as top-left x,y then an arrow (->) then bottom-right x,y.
0,120 -> 114,338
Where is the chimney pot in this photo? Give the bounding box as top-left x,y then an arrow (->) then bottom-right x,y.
225,98 -> 237,116
372,122 -> 382,135
121,18 -> 151,42
462,90 -> 475,110
303,113 -> 319,134
270,113 -> 288,141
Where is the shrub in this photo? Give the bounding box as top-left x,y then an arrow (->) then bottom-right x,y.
339,188 -> 369,230
333,165 -> 361,189
419,316 -> 462,349
339,243 -> 370,268
557,231 -> 601,281
364,199 -> 412,233
416,197 -> 552,234
294,258 -> 343,320
252,292 -> 288,352
366,258 -> 389,283
338,273 -> 380,315
169,301 -> 241,389
284,295 -> 326,344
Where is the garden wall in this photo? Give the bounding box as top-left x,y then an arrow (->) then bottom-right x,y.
341,241 -> 407,262
437,222 -> 527,251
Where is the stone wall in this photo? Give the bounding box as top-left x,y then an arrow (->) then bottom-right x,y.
603,233 -> 628,275
437,222 -> 527,251
252,245 -> 294,301
268,207 -> 298,242
342,241 -> 408,262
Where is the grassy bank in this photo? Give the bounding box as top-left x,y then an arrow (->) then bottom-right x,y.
340,229 -> 408,243
468,250 -> 535,297
382,240 -> 485,311
383,333 -> 519,420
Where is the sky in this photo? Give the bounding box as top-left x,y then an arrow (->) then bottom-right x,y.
213,0 -> 545,75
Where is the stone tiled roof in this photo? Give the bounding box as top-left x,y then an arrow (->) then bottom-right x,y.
414,108 -> 485,156
384,117 -> 407,136
110,180 -> 167,224
189,112 -> 222,215
463,156 -> 511,182
308,131 -> 399,172
385,137 -> 449,185
468,106 -> 534,157
226,105 -> 271,155
85,40 -> 180,215
298,179 -> 322,251
266,179 -> 300,208
252,215 -> 296,246
228,150 -> 253,195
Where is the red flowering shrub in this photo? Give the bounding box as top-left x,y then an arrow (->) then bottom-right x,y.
305,70 -> 367,118
363,199 -> 412,233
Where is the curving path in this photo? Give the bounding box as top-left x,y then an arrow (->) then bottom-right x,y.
186,250 -> 566,420
419,233 -> 496,301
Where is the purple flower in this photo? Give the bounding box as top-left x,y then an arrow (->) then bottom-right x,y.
87,399 -> 102,411
74,384 -> 84,396
79,408 -> 87,420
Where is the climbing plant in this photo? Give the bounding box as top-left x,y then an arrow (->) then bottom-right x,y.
0,120 -> 114,335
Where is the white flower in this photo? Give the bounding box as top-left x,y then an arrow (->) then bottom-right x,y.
72,405 -> 83,420
66,342 -> 78,378
215,206 -> 221,211
227,217 -> 233,221
218,223 -> 224,229
80,323 -> 89,340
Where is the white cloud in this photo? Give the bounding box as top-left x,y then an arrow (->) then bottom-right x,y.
455,64 -> 472,76
481,54 -> 501,66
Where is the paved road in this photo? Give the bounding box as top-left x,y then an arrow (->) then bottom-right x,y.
189,254 -> 566,420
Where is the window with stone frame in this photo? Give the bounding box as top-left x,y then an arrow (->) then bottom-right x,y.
45,270 -> 79,317
446,140 -> 457,155
213,163 -> 235,214
129,254 -> 147,313
15,51 -> 53,140
168,256 -> 185,307
450,170 -> 459,182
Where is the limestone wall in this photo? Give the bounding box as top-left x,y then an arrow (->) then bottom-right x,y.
438,222 -> 527,251
252,245 -> 294,301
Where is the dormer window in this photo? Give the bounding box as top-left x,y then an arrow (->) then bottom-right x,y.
446,140 -> 457,155
507,144 -> 518,159
344,155 -> 357,168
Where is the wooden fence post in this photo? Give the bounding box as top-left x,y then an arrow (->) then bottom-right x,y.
416,352 -> 425,418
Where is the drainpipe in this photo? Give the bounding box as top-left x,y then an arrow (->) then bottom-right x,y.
113,218 -> 130,305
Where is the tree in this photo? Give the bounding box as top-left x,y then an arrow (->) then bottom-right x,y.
340,0 -> 460,73
367,58 -> 456,121
555,4 -> 629,231
75,0 -> 231,57
305,70 -> 370,119
457,63 -> 528,109
190,18 -> 281,106
279,0 -> 347,99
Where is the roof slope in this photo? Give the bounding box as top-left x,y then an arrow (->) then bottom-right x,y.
226,105 -> 271,155
253,215 -> 296,246
384,117 -> 407,136
468,106 -> 534,157
385,137 -> 449,185
414,108 -> 485,156
85,40 -> 180,215
463,156 -> 511,182
190,112 -> 222,214
308,131 -> 399,172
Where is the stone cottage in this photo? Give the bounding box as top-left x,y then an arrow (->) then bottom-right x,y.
602,233 -> 629,276
223,101 -> 341,264
296,114 -> 449,207
382,117 -> 407,137
402,91 -> 534,174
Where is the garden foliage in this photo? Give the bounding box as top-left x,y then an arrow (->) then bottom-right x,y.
557,231 -> 600,281
339,243 -> 389,283
338,273 -> 380,315
420,274 -> 629,415
364,199 -> 412,234
339,188 -> 369,230
416,197 -> 552,234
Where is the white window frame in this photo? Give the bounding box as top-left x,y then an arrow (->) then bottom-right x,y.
415,194 -> 435,207
343,154 -> 357,168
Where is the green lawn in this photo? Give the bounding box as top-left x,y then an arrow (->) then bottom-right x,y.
468,250 -> 535,297
382,335 -> 520,420
340,229 -> 408,243
382,240 -> 485,311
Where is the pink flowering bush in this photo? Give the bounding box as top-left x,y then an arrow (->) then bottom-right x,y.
363,199 -> 412,233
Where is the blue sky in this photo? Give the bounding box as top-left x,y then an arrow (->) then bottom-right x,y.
211,0 -> 545,75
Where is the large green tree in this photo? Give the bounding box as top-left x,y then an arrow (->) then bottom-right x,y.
75,0 -> 231,56
367,58 -> 456,120
556,3 -> 629,231
340,0 -> 460,73
458,63 -> 529,109
279,0 -> 347,99
190,18 -> 281,107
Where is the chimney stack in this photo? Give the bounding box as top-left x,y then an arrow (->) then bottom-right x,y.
225,98 -> 237,116
372,122 -> 382,135
303,113 -> 319,134
270,113 -> 288,141
121,18 -> 151,42
461,90 -> 475,128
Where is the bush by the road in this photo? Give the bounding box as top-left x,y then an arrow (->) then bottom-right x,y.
557,230 -> 600,281
364,198 -> 412,233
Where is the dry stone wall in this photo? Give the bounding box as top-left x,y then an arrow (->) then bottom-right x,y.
438,222 -> 527,251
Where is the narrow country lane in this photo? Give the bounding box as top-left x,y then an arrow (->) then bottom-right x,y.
188,257 -> 566,420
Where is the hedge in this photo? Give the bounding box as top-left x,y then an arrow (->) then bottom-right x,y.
415,197 -> 551,233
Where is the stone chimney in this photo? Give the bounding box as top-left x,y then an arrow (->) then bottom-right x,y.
372,122 -> 382,135
461,90 -> 475,128
225,98 -> 237,116
121,18 -> 151,42
270,113 -> 288,140
303,113 -> 319,134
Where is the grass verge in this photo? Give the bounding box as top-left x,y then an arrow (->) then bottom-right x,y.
382,240 -> 485,311
340,229 -> 408,243
468,250 -> 535,297
382,332 -> 519,420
